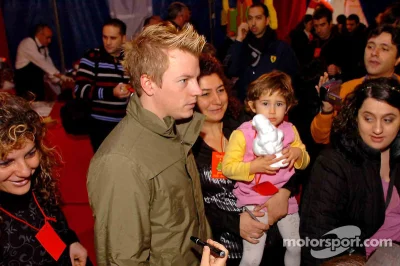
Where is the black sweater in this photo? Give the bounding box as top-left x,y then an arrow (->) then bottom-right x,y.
193,116 -> 243,260
0,190 -> 79,265
300,135 -> 400,265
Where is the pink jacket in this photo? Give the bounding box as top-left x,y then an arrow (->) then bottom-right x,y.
234,121 -> 298,214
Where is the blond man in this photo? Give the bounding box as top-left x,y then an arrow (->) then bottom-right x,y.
87,22 -> 211,265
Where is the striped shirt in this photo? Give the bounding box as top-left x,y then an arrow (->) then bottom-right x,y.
75,48 -> 130,123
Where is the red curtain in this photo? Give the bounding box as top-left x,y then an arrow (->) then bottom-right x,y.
0,8 -> 10,63
274,0 -> 308,42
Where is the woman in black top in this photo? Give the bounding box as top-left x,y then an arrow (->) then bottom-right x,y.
0,93 -> 88,265
193,54 -> 301,265
300,78 -> 400,265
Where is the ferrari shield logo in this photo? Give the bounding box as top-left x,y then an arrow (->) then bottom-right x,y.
270,55 -> 277,63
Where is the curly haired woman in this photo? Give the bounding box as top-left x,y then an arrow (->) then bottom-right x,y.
0,93 -> 89,265
301,77 -> 400,265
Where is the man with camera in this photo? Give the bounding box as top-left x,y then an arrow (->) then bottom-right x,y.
311,25 -> 400,144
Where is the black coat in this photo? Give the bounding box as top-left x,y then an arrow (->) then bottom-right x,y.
300,135 -> 400,265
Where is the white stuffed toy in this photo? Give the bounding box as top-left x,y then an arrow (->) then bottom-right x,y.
252,114 -> 288,168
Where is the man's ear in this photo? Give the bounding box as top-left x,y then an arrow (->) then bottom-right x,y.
140,74 -> 155,96
395,56 -> 400,67
265,17 -> 270,27
122,35 -> 127,44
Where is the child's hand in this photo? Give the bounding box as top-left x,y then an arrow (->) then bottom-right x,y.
281,147 -> 302,169
249,155 -> 282,175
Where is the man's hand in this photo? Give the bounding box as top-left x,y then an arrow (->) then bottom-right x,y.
281,147 -> 302,169
249,154 -> 283,175
200,239 -> 229,266
113,83 -> 131,99
254,188 -> 290,225
236,22 -> 249,42
315,72 -> 333,113
69,242 -> 88,266
60,74 -> 74,83
239,211 -> 269,244
59,75 -> 75,88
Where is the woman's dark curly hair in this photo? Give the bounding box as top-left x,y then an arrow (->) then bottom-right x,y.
331,77 -> 400,161
0,93 -> 61,216
198,53 -> 242,119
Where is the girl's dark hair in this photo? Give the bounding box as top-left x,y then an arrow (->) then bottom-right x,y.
198,53 -> 242,119
0,93 -> 61,220
245,71 -> 297,114
331,77 -> 400,161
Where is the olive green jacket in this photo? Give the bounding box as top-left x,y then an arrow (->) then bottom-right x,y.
87,94 -> 211,265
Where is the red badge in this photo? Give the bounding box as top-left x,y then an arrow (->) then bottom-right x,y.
36,222 -> 66,261
0,193 -> 66,262
211,151 -> 227,179
314,48 -> 321,58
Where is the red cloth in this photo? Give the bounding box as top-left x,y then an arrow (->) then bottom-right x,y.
0,8 -> 10,62
46,102 -> 96,265
47,102 -> 93,203
274,0 -> 308,42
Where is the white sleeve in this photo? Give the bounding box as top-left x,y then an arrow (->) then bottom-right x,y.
17,38 -> 59,75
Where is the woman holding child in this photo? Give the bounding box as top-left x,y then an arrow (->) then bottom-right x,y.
193,53 -> 304,265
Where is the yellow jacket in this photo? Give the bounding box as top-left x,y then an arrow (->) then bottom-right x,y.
223,125 -> 310,182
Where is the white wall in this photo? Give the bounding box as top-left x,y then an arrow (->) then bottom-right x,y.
108,0 -> 153,40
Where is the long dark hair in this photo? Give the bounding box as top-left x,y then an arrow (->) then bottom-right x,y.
331,77 -> 400,162
198,53 -> 242,119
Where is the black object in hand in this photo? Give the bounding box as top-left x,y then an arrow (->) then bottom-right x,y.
320,79 -> 343,106
190,236 -> 226,258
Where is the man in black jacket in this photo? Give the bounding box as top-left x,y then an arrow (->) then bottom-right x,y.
310,7 -> 346,80
224,3 -> 298,102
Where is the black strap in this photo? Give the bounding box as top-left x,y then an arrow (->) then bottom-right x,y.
385,174 -> 396,209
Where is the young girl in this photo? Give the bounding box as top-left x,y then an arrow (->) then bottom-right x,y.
222,71 -> 309,266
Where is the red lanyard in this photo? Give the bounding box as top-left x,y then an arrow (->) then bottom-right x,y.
0,192 -> 57,231
220,128 -> 224,153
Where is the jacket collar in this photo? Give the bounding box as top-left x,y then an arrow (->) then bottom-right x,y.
99,46 -> 124,61
126,93 -> 204,148
334,133 -> 400,165
34,37 -> 44,48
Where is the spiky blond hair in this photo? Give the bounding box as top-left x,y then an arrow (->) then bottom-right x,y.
123,21 -> 206,96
